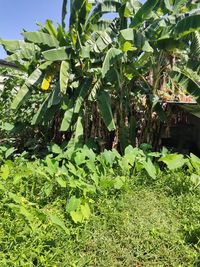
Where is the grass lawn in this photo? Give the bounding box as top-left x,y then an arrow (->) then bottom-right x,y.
1,179 -> 200,266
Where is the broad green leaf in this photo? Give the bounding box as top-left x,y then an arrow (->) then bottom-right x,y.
70,210 -> 83,223
74,151 -> 86,166
74,114 -> 84,142
74,79 -> 91,113
43,47 -> 71,61
32,95 -> 50,125
6,47 -> 38,62
130,0 -> 159,29
67,162 -> 77,176
87,1 -> 119,30
173,14 -> 200,39
49,214 -> 69,234
5,147 -> 16,159
11,83 -> 31,110
23,31 -> 59,48
120,29 -> 134,40
67,113 -> 84,147
93,32 -> 113,53
0,40 -> 36,53
114,176 -> 126,190
66,196 -> 81,212
159,154 -> 188,170
80,46 -> 90,58
120,29 -> 153,52
51,144 -> 63,154
60,61 -> 70,94
80,203 -> 90,220
48,83 -> 61,107
56,176 -> 67,187
60,106 -> 74,131
0,122 -> 14,131
26,68 -> 43,86
97,91 -> 116,131
101,48 -> 122,78
189,153 -> 200,173
101,149 -> 116,166
172,67 -> 200,102
142,158 -> 157,179
39,61 -> 53,70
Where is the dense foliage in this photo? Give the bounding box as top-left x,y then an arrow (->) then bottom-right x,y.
0,0 -> 200,151
0,145 -> 200,266
0,1 -> 200,265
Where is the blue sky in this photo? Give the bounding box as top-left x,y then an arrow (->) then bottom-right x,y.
0,0 -> 145,59
0,0 -> 63,58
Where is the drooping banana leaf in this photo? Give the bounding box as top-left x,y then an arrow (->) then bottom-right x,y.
43,47 -> 71,61
130,0 -> 159,29
6,46 -> 39,62
32,82 -> 61,125
189,31 -> 200,59
171,66 -> 200,103
101,47 -> 122,78
60,106 -> 74,131
60,61 -> 70,94
26,68 -> 43,86
87,0 -> 121,28
48,83 -> 61,108
97,91 -> 116,131
92,31 -> 113,53
67,112 -> 84,148
0,40 -> 36,53
74,79 -> 92,113
22,31 -> 59,48
11,68 -> 43,109
32,95 -> 50,125
173,14 -> 200,39
11,84 -> 31,110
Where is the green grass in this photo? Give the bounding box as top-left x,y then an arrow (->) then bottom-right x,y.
1,183 -> 200,266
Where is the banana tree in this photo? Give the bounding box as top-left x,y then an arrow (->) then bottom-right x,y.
108,0 -> 200,149
1,0 -> 200,152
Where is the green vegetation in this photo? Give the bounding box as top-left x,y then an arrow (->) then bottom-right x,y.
0,146 -> 200,266
0,0 -> 200,266
0,0 -> 200,150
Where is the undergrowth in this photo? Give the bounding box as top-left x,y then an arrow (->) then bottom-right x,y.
0,145 -> 200,266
